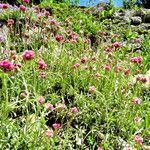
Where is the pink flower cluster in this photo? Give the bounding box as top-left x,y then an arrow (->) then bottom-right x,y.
0,60 -> 14,71
70,107 -> 78,113
136,75 -> 148,83
55,35 -> 64,42
20,5 -> 26,12
132,97 -> 141,105
45,129 -> 53,138
52,123 -> 62,129
22,50 -> 35,60
131,57 -> 142,64
23,0 -> 30,3
38,59 -> 47,70
134,135 -> 143,145
112,42 -> 122,49
0,4 -> 9,9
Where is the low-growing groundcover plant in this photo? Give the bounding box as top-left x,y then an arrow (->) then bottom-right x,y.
0,0 -> 150,150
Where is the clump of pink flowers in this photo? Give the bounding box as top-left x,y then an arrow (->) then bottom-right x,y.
134,135 -> 143,145
102,64 -> 111,71
0,4 -> 9,9
136,75 -> 148,83
20,5 -> 26,12
89,86 -> 96,93
38,59 -> 47,70
80,56 -> 88,64
23,0 -> 30,3
46,103 -> 54,111
38,96 -> 45,105
0,60 -> 14,71
45,129 -> 53,138
70,107 -> 78,113
131,56 -> 142,64
73,63 -> 80,69
22,50 -> 35,60
132,97 -> 141,105
50,19 -> 57,25
55,35 -> 64,42
112,42 -> 122,49
52,123 -> 62,129
7,19 -> 15,26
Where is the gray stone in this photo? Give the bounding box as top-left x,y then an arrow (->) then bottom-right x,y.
143,13 -> 150,23
131,17 -> 142,25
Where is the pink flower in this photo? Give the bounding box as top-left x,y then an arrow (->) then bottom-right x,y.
38,59 -> 47,70
89,86 -> 96,93
45,129 -> 53,138
132,97 -> 141,105
0,60 -> 14,71
52,123 -> 62,129
131,57 -> 142,64
134,135 -> 143,145
134,38 -> 141,43
73,63 -> 80,69
23,0 -> 30,3
46,103 -> 54,111
50,20 -> 57,25
115,66 -> 122,72
95,73 -> 100,77
22,50 -> 35,60
92,56 -> 97,62
55,35 -> 64,42
123,146 -> 133,150
38,96 -> 45,105
112,42 -> 122,48
80,56 -> 88,64
2,4 -> 9,9
7,19 -> 14,26
39,72 -> 46,78
70,107 -> 78,113
20,5 -> 26,12
124,69 -> 130,76
102,64 -> 111,71
136,76 -> 148,83
97,147 -> 103,150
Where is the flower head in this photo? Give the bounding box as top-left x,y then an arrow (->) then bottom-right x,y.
38,96 -> 45,105
22,50 -> 35,60
45,129 -> 53,138
0,60 -> 14,71
55,35 -> 64,42
132,97 -> 141,105
23,0 -> 30,3
134,135 -> 143,145
80,56 -> 88,64
20,5 -> 26,12
70,107 -> 78,113
73,63 -> 80,69
131,57 -> 142,64
89,86 -> 96,93
46,103 -> 54,111
52,123 -> 62,129
112,42 -> 122,49
7,19 -> 15,26
38,59 -> 47,70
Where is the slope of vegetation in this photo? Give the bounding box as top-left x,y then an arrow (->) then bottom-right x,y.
0,1 -> 150,149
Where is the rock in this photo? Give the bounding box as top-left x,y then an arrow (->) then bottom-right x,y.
140,23 -> 150,30
143,13 -> 150,23
131,17 -> 142,25
134,9 -> 145,17
0,19 -> 7,28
